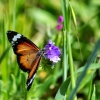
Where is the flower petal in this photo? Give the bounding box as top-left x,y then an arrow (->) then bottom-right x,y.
56,24 -> 63,31
44,40 -> 61,63
58,15 -> 64,24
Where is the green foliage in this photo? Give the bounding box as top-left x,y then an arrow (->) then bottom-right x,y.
0,0 -> 100,100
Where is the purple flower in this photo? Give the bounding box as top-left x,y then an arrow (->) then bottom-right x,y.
58,15 -> 64,24
44,40 -> 61,63
56,24 -> 63,31
56,15 -> 64,31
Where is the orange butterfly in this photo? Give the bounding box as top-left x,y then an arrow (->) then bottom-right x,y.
7,31 -> 44,90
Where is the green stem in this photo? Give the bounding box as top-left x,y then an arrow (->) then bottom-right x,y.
67,4 -> 77,100
63,31 -> 67,81
67,34 -> 75,87
61,0 -> 77,100
62,0 -> 68,82
67,33 -> 77,100
67,33 -> 77,90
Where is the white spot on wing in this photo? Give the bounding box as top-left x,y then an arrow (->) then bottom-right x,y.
12,34 -> 21,42
11,34 -> 21,45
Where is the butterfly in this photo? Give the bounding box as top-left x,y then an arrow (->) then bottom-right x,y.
7,30 -> 44,91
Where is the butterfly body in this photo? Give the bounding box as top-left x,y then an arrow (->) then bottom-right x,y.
7,31 -> 43,90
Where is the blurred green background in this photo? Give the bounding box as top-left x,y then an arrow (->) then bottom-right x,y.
0,0 -> 100,100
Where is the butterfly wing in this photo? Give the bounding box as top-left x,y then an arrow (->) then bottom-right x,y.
27,55 -> 41,90
7,30 -> 39,72
7,31 -> 41,90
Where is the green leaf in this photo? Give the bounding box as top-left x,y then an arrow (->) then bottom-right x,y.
0,46 -> 10,64
55,77 -> 70,100
68,39 -> 100,100
91,84 -> 96,100
87,78 -> 93,100
69,2 -> 77,29
55,62 -> 100,100
9,74 -> 17,95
